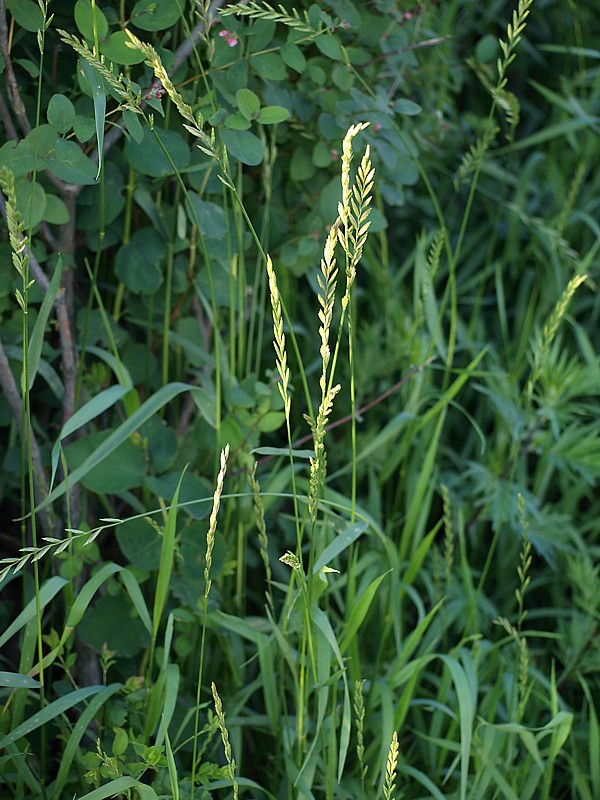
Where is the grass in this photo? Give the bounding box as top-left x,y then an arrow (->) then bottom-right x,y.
0,0 -> 599,798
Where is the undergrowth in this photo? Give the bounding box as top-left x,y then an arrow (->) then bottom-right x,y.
0,1 -> 599,799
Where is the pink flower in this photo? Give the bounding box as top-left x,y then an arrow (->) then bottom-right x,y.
219,29 -> 238,47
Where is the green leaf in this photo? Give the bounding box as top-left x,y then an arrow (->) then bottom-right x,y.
78,592 -> 149,656
46,94 -> 76,134
124,126 -> 190,177
28,255 -> 63,390
36,383 -> 201,512
101,30 -> 147,65
221,129 -> 264,166
0,686 -> 106,748
73,114 -> 96,143
186,194 -> 228,239
15,178 -> 46,228
50,383 -> 132,491
224,112 -> 252,131
79,60 -> 106,179
46,139 -> 97,185
250,53 -> 287,81
124,109 -> 144,143
51,684 -> 123,800
257,106 -> 291,125
325,0 -> 361,28
5,0 -> 43,32
0,141 -> 37,176
71,777 -> 158,800
131,0 -> 185,31
312,522 -> 368,574
396,98 -> 422,116
115,228 -> 165,294
74,0 -> 109,41
0,576 -> 68,649
65,562 -> 123,631
42,194 -> 70,224
65,429 -> 147,493
280,42 -> 306,73
153,469 -> 186,639
236,88 -> 260,120
0,672 -> 40,689
315,33 -> 342,61
339,571 -> 391,653
116,518 -> 162,572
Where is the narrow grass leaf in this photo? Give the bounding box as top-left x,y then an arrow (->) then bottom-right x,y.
0,576 -> 68,648
340,570 -> 391,654
50,683 -> 122,800
75,778 -> 159,800
28,255 -> 63,389
64,562 -> 122,632
37,382 -> 197,512
440,653 -> 476,800
119,567 -> 152,635
0,671 -> 40,689
153,470 -> 185,640
311,606 -> 352,781
400,765 -> 446,800
80,59 -> 106,179
155,664 -> 180,748
49,384 -> 131,490
312,521 -> 367,574
163,723 -> 179,800
0,686 -> 104,748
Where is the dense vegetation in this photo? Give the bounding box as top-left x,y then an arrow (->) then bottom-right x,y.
1,0 -> 599,798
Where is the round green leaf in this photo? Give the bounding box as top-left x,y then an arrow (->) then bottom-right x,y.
123,109 -> 144,144
225,112 -> 252,131
131,0 -> 184,31
220,129 -> 264,166
139,417 -> 177,473
47,94 -> 76,134
15,179 -> 46,228
73,114 -> 96,143
186,195 -> 228,239
395,98 -> 422,116
145,472 -> 213,520
65,430 -> 147,493
124,127 -> 190,177
250,53 -> 287,81
47,139 -> 98,185
101,31 -> 146,65
257,105 -> 291,125
116,517 -> 161,571
5,0 -> 43,32
0,140 -> 37,177
290,147 -> 315,181
77,593 -> 149,657
280,43 -> 306,74
43,194 -> 70,225
315,33 -> 342,61
312,141 -> 333,168
74,0 -> 109,41
236,88 -> 260,120
115,228 -> 165,295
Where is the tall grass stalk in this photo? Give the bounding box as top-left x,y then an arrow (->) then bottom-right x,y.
191,443 -> 229,800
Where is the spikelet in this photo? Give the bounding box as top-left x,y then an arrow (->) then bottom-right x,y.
211,682 -> 239,800
383,730 -> 399,800
204,445 -> 230,598
265,255 -> 291,417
